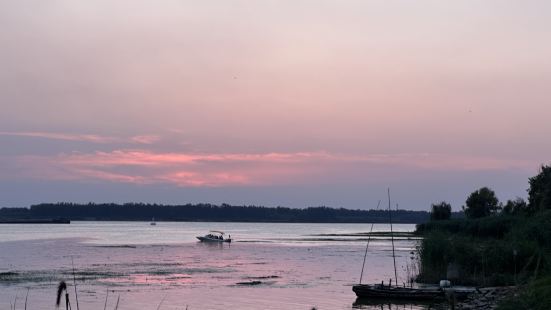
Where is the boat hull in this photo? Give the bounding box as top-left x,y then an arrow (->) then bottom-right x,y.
196,236 -> 231,243
352,284 -> 444,300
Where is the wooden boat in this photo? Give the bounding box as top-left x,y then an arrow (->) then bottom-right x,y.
352,284 -> 444,300
197,230 -> 232,243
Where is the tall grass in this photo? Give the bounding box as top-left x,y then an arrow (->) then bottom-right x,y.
497,276 -> 551,310
416,210 -> 551,286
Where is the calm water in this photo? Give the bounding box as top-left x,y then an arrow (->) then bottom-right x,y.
0,222 -> 436,310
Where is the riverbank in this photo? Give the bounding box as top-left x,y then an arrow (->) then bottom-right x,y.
0,203 -> 442,223
416,211 -> 551,286
454,286 -> 518,310
415,211 -> 551,309
0,218 -> 70,224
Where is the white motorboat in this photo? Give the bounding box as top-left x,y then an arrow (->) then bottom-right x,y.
197,230 -> 232,243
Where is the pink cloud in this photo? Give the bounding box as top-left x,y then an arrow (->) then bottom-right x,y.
131,135 -> 161,144
56,150 -> 327,168
0,131 -> 118,143
4,150 -> 537,187
0,131 -> 161,145
157,171 -> 250,187
73,168 -> 149,184
7,150 -> 329,186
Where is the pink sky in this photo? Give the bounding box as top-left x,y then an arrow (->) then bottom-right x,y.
0,1 -> 550,209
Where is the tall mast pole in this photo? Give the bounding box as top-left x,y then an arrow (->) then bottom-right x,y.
359,200 -> 381,284
388,188 -> 398,286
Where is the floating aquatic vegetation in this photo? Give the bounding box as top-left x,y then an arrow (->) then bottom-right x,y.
235,281 -> 263,286
243,275 -> 280,280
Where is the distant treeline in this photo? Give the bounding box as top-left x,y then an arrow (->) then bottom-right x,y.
0,203 -> 455,223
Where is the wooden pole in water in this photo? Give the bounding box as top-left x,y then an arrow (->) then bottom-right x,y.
388,188 -> 398,286
71,257 -> 80,310
359,200 -> 381,284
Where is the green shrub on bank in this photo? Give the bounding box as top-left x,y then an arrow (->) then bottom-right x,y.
418,233 -> 519,285
430,202 -> 452,221
497,276 -> 551,310
416,211 -> 551,286
416,215 -> 521,239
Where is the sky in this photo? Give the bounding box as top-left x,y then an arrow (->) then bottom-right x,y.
1,1 -> 550,210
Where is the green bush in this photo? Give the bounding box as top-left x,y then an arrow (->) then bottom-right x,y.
416,211 -> 551,286
417,215 -> 521,239
528,165 -> 551,213
464,187 -> 500,218
430,201 -> 452,221
498,276 -> 551,310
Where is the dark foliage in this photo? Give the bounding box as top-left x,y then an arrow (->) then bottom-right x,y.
0,203 -> 434,223
463,187 -> 500,218
497,276 -> 551,310
417,210 -> 551,286
502,197 -> 528,215
430,201 -> 452,221
418,167 -> 551,290
528,165 -> 551,213
416,215 -> 520,239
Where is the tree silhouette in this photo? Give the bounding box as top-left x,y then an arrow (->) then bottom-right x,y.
1,203 -> 432,223
528,165 -> 551,213
430,201 -> 452,220
502,197 -> 527,215
463,187 -> 500,218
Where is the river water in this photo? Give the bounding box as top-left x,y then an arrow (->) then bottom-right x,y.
0,222 -> 439,310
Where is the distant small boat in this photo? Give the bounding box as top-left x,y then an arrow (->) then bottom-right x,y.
197,230 -> 232,243
150,217 -> 156,226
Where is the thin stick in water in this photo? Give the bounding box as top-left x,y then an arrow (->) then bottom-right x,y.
113,295 -> 120,310
388,188 -> 398,286
359,200 -> 381,284
156,294 -> 167,310
103,288 -> 109,310
71,257 -> 80,310
24,288 -> 29,310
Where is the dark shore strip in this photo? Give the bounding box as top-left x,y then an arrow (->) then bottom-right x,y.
455,286 -> 518,310
0,218 -> 70,224
0,203 -> 455,223
308,232 -> 416,237
271,237 -> 420,242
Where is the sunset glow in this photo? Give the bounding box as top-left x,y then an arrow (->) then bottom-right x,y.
1,1 -> 550,208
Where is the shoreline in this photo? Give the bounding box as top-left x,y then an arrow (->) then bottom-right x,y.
455,286 -> 518,310
0,218 -> 70,224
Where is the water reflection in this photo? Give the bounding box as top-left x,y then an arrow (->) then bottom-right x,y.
0,222 -> 421,309
353,298 -> 444,310
196,240 -> 229,249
